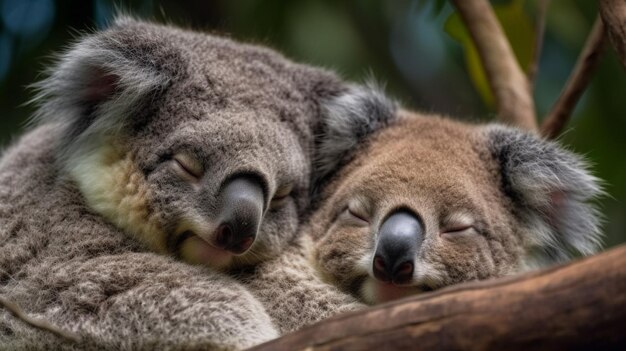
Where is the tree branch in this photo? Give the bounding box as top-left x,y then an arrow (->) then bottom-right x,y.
541,16 -> 606,139
528,0 -> 550,89
451,0 -> 538,131
249,244 -> 626,351
599,0 -> 626,69
0,295 -> 81,343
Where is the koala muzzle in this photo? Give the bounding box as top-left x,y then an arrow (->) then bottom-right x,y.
373,211 -> 422,284
214,176 -> 265,255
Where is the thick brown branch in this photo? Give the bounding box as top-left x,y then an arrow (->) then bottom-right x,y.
599,0 -> 626,69
0,295 -> 81,343
528,0 -> 550,89
451,0 -> 537,131
541,17 -> 606,139
250,244 -> 626,351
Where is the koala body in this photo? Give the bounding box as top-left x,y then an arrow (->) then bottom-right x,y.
242,108 -> 601,333
0,18 -> 385,350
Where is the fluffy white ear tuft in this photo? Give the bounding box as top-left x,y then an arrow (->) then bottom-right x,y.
313,82 -> 397,190
30,23 -> 177,162
485,125 -> 604,266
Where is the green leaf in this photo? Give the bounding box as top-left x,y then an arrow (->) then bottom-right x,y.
444,0 -> 535,108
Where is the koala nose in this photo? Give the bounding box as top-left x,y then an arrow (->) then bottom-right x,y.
214,176 -> 265,254
373,211 -> 422,284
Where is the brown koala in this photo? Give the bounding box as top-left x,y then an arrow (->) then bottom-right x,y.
308,109 -> 602,305
234,101 -> 602,337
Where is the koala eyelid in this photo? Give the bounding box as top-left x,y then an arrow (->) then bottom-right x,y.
173,154 -> 204,179
441,225 -> 474,234
441,213 -> 476,234
344,199 -> 370,225
272,183 -> 294,200
348,207 -> 369,223
269,184 -> 294,210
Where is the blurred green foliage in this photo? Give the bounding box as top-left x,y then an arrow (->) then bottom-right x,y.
0,0 -> 624,247
445,0 -> 535,106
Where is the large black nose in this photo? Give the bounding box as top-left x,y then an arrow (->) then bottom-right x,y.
214,176 -> 265,254
373,211 -> 422,284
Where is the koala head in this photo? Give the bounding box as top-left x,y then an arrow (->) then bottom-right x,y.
309,110 -> 602,304
32,17 -> 394,270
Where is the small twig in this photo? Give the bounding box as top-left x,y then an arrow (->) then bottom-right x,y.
541,17 -> 606,139
0,295 -> 81,343
528,0 -> 550,89
451,0 -> 538,132
598,0 -> 626,70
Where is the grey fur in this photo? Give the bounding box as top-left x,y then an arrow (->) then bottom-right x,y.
0,17 -> 392,349
240,234 -> 364,334
313,82 -> 397,191
30,16 -> 175,140
486,125 -> 603,265
26,16 -> 344,266
0,125 -> 277,350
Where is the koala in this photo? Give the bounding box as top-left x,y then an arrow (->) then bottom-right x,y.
29,16 -> 335,269
0,17 -> 389,350
309,109 -> 602,305
241,107 -> 602,333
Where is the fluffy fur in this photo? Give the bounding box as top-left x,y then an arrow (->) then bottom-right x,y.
486,125 -> 603,266
313,82 -> 397,191
28,16 -> 342,267
0,18 -> 393,349
239,234 -> 365,334
243,108 -> 602,330
0,126 -> 277,350
308,110 -> 602,305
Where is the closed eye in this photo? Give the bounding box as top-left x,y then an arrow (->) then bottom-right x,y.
173,154 -> 203,179
441,212 -> 476,236
442,225 -> 474,234
270,184 -> 294,209
348,208 -> 369,223
341,204 -> 369,227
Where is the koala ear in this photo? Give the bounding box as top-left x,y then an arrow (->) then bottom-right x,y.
313,82 -> 397,191
31,17 -> 177,155
485,125 -> 603,266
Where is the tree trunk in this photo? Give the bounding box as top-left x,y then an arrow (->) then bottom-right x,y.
250,244 -> 626,351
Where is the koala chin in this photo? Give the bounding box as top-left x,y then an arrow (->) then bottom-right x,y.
309,109 -> 603,305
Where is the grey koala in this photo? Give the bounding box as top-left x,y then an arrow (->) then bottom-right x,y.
0,17 -> 389,350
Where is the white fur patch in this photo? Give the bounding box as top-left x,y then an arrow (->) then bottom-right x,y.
68,141 -> 166,253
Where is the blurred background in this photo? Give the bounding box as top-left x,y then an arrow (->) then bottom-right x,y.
0,0 -> 624,248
